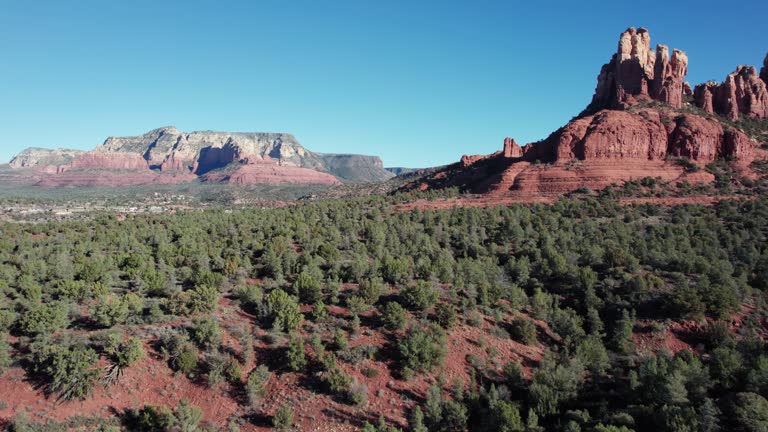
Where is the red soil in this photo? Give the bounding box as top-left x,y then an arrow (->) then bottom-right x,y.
0,295 -> 545,431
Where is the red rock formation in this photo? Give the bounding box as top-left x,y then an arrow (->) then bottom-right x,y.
403,27 -> 760,198
503,137 -> 523,158
548,110 -> 669,161
587,28 -> 688,112
650,46 -> 688,108
694,82 -> 718,115
460,154 -> 485,167
70,152 -> 149,170
761,53 -> 768,85
667,114 -> 753,160
694,65 -> 768,120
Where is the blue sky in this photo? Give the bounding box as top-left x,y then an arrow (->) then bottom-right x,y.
1,0 -> 766,167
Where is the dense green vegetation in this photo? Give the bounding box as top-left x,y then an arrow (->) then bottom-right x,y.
1,193 -> 768,431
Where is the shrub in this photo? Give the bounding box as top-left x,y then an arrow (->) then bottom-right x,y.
190,318 -> 222,349
293,272 -> 322,304
359,277 -> 386,305
397,324 -> 447,374
159,332 -> 198,375
346,295 -> 370,316
115,336 -> 145,368
333,329 -> 349,351
381,302 -> 408,331
575,335 -> 610,375
401,281 -> 438,311
91,294 -> 143,328
434,303 -> 457,329
286,333 -> 307,372
510,318 -> 537,345
126,399 -> 202,432
187,284 -> 220,314
265,289 -> 302,332
28,340 -> 99,400
273,404 -> 294,430
206,353 -> 241,387
348,380 -> 368,406
246,365 -> 271,405
312,300 -> 329,321
0,335 -> 11,374
610,309 -> 636,354
732,392 -> 768,432
18,302 -> 69,335
233,284 -> 263,309
323,367 -> 352,394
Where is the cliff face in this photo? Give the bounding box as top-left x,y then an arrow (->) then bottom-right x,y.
406,27 -> 761,196
10,127 -> 394,187
97,127 -> 394,182
9,148 -> 85,170
585,27 -> 689,113
693,65 -> 768,121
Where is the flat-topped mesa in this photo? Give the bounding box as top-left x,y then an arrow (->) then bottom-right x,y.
586,27 -> 689,113
694,64 -> 768,121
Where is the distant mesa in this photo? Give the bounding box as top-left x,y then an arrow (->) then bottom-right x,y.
9,127 -> 393,187
405,27 -> 767,196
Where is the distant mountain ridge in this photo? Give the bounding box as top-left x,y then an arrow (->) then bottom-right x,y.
9,127 -> 394,186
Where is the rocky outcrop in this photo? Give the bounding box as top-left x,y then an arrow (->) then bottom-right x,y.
540,109 -> 752,164
586,27 -> 689,113
98,127 -> 394,182
693,82 -> 718,115
406,27 -> 760,197
761,53 -> 768,85
9,148 -> 84,170
693,65 -> 768,120
503,138 -> 523,158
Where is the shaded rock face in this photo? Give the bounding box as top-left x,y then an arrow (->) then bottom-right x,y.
587,27 -> 689,113
694,65 -> 768,120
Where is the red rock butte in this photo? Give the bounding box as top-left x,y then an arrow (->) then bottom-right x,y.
406,27 -> 767,196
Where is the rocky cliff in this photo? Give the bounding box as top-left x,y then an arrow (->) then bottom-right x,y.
693,65 -> 768,121
585,27 -> 689,113
96,127 -> 393,182
406,27 -> 762,196
10,127 -> 394,187
9,148 -> 85,171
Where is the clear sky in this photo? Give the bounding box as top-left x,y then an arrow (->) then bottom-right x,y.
1,0 -> 766,167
